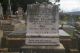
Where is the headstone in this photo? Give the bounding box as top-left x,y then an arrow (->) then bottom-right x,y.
6,5 -> 13,16
17,7 -> 23,20
0,3 -> 3,18
26,2 -> 59,36
26,2 -> 60,45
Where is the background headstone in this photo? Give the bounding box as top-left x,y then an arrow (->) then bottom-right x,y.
0,3 -> 3,18
17,7 -> 24,20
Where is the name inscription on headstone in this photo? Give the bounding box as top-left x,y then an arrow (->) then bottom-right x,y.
25,38 -> 59,45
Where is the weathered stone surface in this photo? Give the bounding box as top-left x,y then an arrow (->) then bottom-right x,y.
26,3 -> 59,36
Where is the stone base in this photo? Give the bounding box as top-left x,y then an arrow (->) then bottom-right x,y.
20,43 -> 65,53
70,49 -> 79,53
2,24 -> 14,31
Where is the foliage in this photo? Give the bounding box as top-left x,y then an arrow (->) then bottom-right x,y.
0,0 -> 49,14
